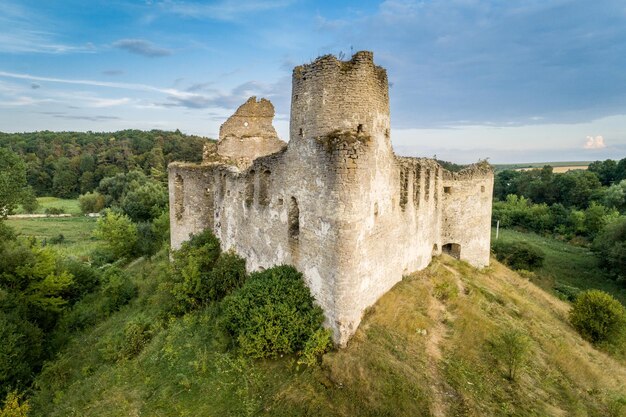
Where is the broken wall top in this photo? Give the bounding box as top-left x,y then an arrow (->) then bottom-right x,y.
219,96 -> 279,141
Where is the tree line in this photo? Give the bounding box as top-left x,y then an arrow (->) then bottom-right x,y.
493,157 -> 626,284
0,130 -> 207,199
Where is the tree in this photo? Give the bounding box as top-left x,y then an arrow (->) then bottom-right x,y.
93,210 -> 138,259
78,192 -> 106,214
592,216 -> 626,280
120,181 -> 168,222
588,159 -> 617,186
0,148 -> 28,217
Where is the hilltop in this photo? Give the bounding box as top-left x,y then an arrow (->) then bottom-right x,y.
27,254 -> 626,417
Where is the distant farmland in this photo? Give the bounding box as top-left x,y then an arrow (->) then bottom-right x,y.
493,161 -> 590,172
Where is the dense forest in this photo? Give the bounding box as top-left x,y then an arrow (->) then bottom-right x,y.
0,130 -> 207,199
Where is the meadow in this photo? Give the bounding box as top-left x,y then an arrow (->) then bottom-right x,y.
492,227 -> 626,305
7,198 -> 98,258
14,197 -> 82,215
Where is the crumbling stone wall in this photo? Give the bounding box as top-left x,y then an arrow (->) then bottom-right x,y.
168,51 -> 494,346
214,96 -> 286,166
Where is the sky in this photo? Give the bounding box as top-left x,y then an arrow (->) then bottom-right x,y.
1,0 -> 625,164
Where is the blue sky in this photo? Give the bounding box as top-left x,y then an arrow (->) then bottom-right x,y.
1,0 -> 625,163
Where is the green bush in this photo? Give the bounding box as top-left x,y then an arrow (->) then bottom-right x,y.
120,316 -> 153,359
592,216 -> 626,281
101,267 -> 137,314
0,391 -> 30,417
207,251 -> 247,301
93,209 -> 138,259
0,313 -> 43,398
221,265 -> 326,359
44,207 -> 64,215
570,290 -> 626,344
78,191 -> 105,214
171,230 -> 221,310
492,241 -> 545,271
488,328 -> 531,381
298,328 -> 333,367
60,258 -> 100,303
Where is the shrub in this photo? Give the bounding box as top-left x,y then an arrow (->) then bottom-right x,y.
492,241 -> 545,271
44,207 -> 64,215
120,316 -> 153,359
170,230 -> 221,310
0,313 -> 43,398
78,191 -> 105,214
432,276 -> 459,301
0,391 -> 30,417
207,251 -> 247,301
570,290 -> 626,344
488,328 -> 531,381
592,216 -> 626,280
48,233 -> 65,244
93,209 -> 138,259
20,190 -> 39,214
60,258 -> 100,303
221,265 -> 326,359
101,267 -> 137,314
298,328 -> 333,367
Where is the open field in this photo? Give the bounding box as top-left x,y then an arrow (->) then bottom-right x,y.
492,227 -> 626,305
15,197 -> 82,215
493,161 -> 591,172
6,216 -> 98,258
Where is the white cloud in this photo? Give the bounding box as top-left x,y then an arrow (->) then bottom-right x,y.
584,135 -> 606,149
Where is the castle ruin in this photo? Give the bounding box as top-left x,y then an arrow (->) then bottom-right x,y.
168,51 -> 494,346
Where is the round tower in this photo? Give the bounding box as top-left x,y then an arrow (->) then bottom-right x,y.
289,51 -> 390,149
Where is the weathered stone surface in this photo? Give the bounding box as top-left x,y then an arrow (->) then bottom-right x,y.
214,96 -> 286,166
168,51 -> 494,347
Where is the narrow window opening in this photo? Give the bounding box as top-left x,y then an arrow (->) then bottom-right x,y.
288,197 -> 300,240
481,185 -> 485,193
374,202 -> 379,217
259,169 -> 271,206
357,124 -> 363,133
295,94 -> 298,100
444,186 -> 451,194
245,170 -> 255,207
299,128 -> 303,136
442,243 -> 461,260
174,174 -> 184,221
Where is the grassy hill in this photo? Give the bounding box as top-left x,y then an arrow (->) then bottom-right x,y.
28,254 -> 626,417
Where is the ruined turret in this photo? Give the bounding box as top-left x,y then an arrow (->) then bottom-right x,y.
204,96 -> 286,167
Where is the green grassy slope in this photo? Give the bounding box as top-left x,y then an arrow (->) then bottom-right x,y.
493,228 -> 626,305
29,254 -> 626,417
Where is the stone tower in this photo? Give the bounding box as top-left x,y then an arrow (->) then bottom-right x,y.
168,51 -> 494,346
